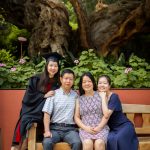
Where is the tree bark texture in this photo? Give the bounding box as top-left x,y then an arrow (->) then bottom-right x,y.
70,0 -> 149,56
0,0 -> 150,57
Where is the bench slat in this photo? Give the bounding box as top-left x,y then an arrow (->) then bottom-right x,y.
36,142 -> 71,150
136,127 -> 150,134
122,104 -> 150,113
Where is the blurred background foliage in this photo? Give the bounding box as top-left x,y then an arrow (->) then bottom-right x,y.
0,0 -> 150,88
0,14 -> 30,59
1,49 -> 149,89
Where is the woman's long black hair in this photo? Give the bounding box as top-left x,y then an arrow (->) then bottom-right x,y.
79,72 -> 97,96
38,57 -> 61,93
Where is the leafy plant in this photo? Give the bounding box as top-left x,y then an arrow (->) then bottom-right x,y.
0,49 -> 150,89
0,49 -> 14,63
71,49 -> 150,89
0,57 -> 45,88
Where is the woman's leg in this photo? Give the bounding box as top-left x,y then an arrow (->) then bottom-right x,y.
82,139 -> 93,150
94,139 -> 105,150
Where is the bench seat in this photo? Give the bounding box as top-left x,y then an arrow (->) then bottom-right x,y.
28,104 -> 150,150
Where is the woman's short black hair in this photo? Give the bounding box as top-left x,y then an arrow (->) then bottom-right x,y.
98,75 -> 111,85
79,72 -> 97,96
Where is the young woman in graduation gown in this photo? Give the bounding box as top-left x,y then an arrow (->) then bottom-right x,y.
11,53 -> 61,150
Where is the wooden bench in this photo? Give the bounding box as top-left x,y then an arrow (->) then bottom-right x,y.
28,123 -> 71,150
122,104 -> 150,150
28,104 -> 150,150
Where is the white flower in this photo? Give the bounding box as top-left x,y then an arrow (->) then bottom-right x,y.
74,59 -> 79,65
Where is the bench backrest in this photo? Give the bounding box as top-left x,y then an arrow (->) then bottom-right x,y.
122,104 -> 150,135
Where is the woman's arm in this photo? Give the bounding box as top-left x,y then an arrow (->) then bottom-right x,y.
93,92 -> 114,132
93,116 -> 109,132
99,92 -> 113,119
74,99 -> 96,134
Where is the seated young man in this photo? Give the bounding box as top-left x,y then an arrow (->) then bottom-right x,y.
42,69 -> 82,150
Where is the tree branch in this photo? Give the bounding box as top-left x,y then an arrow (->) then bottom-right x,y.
69,0 -> 91,48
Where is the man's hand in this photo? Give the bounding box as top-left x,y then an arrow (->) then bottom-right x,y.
44,131 -> 52,138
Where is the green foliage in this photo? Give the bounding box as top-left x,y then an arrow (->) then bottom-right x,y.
0,16 -> 30,54
0,49 -> 150,89
0,49 -> 14,63
71,49 -> 150,89
64,1 -> 78,30
0,57 -> 46,88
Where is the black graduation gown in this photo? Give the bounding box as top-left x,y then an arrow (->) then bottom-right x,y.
12,75 -> 59,144
20,75 -> 45,136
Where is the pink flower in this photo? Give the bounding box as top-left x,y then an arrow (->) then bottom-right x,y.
0,63 -> 6,67
124,67 -> 132,74
10,67 -> 16,72
19,58 -> 26,64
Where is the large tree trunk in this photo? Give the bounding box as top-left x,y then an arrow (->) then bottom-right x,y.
25,0 -> 71,57
90,0 -> 144,56
0,0 -> 150,58
70,0 -> 150,56
0,0 -> 71,57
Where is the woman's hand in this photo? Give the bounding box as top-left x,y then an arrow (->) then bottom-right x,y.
84,126 -> 96,134
99,92 -> 107,100
93,125 -> 102,133
44,90 -> 55,98
44,131 -> 52,138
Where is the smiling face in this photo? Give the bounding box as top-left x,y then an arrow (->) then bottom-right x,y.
47,61 -> 59,78
60,73 -> 74,91
98,76 -> 111,92
82,75 -> 94,93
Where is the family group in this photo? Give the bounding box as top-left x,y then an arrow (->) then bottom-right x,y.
11,53 -> 139,150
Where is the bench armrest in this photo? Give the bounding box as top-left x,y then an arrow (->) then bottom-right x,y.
28,123 -> 37,150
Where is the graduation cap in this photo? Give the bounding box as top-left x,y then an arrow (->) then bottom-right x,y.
43,52 -> 63,62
